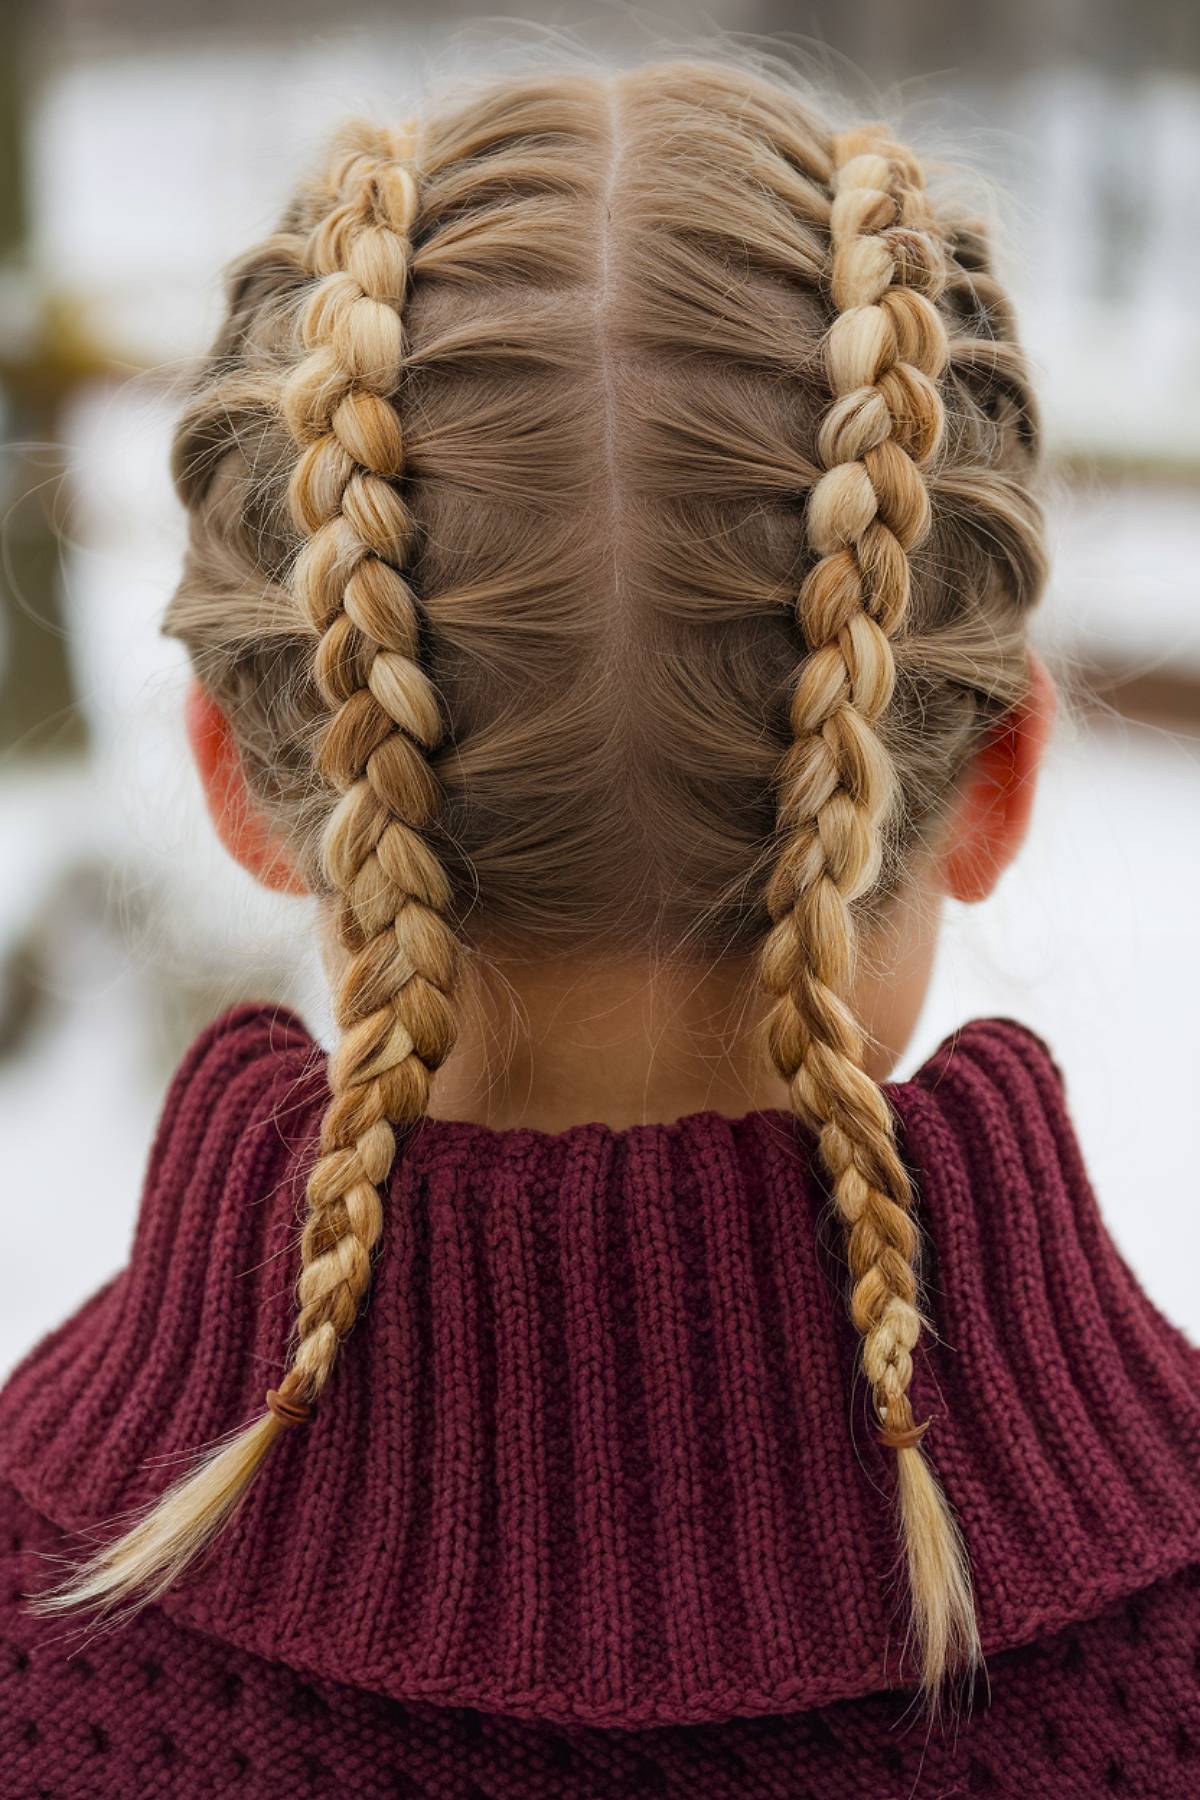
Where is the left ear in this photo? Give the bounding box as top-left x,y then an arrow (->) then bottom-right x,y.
936,650 -> 1056,905
185,681 -> 309,896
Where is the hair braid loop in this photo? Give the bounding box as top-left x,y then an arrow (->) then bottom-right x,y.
760,123 -> 979,1691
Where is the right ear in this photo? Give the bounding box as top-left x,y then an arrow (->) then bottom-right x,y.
185,682 -> 309,896
935,651 -> 1056,905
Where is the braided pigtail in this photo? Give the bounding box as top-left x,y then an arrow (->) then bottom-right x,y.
759,127 -> 979,1693
37,124 -> 458,1614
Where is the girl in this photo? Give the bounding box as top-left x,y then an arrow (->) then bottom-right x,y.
2,58 -> 1197,1799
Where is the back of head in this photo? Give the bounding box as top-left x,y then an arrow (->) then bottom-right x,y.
43,58 -> 1047,1695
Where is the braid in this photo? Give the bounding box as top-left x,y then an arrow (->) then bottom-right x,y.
759,126 -> 980,1691
35,122 -> 458,1613
279,122 -> 458,1410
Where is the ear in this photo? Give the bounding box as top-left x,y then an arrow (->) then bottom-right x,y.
185,682 -> 309,896
936,651 -> 1056,905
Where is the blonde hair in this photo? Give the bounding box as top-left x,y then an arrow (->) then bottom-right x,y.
38,61 -> 1046,1693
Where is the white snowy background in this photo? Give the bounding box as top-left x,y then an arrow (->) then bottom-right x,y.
1,33 -> 1197,1372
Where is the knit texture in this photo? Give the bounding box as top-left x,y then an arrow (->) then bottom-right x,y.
1,1005 -> 1198,1795
3,1483 -> 1197,1798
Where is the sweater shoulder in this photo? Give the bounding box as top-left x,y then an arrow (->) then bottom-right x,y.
134,1000 -> 321,1233
147,999 -> 319,1158
0,1003 -> 325,1523
910,1013 -> 1070,1108
885,1016 -> 1200,1655
895,1015 -> 1096,1253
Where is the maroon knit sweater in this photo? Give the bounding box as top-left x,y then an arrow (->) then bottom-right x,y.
1,1005 -> 1197,1797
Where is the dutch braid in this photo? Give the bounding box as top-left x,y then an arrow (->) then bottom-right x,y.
760,126 -> 979,1690
37,122 -> 459,1611
280,122 -> 457,1408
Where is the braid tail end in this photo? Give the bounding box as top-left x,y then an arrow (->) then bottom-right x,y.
29,1407 -> 289,1618
895,1440 -> 981,1697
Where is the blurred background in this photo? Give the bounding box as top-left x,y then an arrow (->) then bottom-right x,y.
1,0 -> 1197,1372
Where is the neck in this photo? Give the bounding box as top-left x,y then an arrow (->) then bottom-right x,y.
317,878 -> 940,1132
426,952 -> 794,1132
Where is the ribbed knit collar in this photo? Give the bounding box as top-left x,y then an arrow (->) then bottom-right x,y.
2,1006 -> 1197,1727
